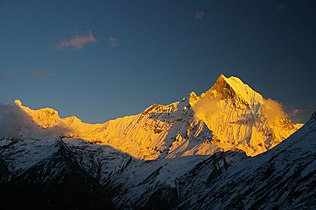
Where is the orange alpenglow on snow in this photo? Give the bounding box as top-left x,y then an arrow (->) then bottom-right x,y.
14,74 -> 303,160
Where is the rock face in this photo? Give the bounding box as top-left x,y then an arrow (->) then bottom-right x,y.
0,74 -> 312,209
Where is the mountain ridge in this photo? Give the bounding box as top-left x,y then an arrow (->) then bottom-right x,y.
0,74 -> 314,209
12,74 -> 302,159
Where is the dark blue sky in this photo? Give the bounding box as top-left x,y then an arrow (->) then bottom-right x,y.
0,0 -> 315,123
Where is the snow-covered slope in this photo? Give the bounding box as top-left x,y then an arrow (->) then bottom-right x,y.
0,136 -> 116,209
0,74 -> 311,209
175,111 -> 316,209
14,74 -> 301,160
15,98 -> 214,160
190,74 -> 302,156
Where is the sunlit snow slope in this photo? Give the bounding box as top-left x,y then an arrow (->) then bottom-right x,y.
14,74 -> 302,159
175,111 -> 316,209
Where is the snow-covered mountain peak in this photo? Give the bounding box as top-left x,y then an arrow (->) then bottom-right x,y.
14,99 -> 60,129
3,75 -> 302,159
0,78 -> 314,210
14,99 -> 22,106
205,74 -> 263,105
188,92 -> 198,106
188,75 -> 301,156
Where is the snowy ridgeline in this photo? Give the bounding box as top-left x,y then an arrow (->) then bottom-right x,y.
0,75 -> 314,209
10,74 -> 301,160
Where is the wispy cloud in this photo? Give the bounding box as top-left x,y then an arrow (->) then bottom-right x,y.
290,108 -> 301,116
278,3 -> 288,10
288,108 -> 302,123
31,70 -> 55,78
263,98 -> 288,125
0,70 -> 55,82
57,31 -> 96,49
195,10 -> 205,20
107,36 -> 119,47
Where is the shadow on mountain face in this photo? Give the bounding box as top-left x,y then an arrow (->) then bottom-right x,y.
0,104 -> 114,209
0,174 -> 114,210
0,138 -> 115,210
0,130 -> 243,210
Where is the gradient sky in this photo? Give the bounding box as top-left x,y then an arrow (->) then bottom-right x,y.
0,0 -> 315,123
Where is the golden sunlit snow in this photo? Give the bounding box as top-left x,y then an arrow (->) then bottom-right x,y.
14,75 -> 303,159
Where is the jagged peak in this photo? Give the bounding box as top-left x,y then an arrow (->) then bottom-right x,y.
13,99 -> 60,128
305,110 -> 316,126
14,99 -> 23,106
188,92 -> 198,107
218,73 -> 227,79
205,74 -> 263,105
14,99 -> 59,115
142,102 -> 180,116
189,92 -> 198,100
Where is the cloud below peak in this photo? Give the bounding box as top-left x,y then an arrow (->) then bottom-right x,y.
56,31 -> 96,49
263,98 -> 288,124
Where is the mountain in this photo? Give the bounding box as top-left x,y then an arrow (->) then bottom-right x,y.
175,111 -> 316,209
190,74 -> 302,156
0,74 -> 313,209
14,74 -> 301,159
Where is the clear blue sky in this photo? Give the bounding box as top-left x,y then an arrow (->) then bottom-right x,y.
0,0 -> 315,123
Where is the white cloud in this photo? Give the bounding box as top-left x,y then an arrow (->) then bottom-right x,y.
263,98 -> 288,124
195,11 -> 205,20
0,102 -> 71,138
57,31 -> 96,49
0,103 -> 40,137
